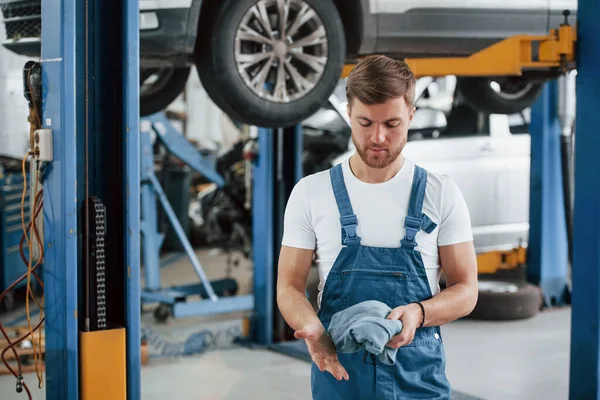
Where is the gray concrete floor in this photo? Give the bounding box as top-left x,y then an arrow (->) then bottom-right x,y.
0,249 -> 571,399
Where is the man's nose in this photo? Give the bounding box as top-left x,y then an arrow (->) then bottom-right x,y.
372,125 -> 386,144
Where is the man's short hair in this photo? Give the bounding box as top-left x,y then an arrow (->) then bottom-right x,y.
346,55 -> 416,109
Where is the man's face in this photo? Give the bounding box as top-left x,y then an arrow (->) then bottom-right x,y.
348,97 -> 415,169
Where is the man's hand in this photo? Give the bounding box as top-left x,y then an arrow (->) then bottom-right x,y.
294,323 -> 349,381
385,303 -> 423,349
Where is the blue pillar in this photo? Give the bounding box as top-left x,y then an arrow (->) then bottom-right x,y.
252,125 -> 304,345
527,81 -> 569,306
41,0 -> 140,398
252,128 -> 275,345
123,0 -> 141,398
41,0 -> 82,397
569,0 -> 600,397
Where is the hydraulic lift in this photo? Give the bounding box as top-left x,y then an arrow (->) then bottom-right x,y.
23,0 -> 600,399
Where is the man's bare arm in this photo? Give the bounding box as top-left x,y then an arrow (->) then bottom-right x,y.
276,245 -> 320,331
420,240 -> 479,327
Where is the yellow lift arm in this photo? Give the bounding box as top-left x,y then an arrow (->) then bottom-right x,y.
342,17 -> 576,79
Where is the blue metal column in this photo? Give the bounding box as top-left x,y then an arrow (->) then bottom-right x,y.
252,128 -> 275,345
140,128 -> 164,291
569,0 -> 600,396
251,125 -> 303,345
123,0 -> 141,397
41,0 -> 140,398
41,0 -> 82,397
527,81 -> 569,306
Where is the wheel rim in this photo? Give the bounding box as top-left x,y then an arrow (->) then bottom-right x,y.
234,0 -> 329,103
140,67 -> 175,98
489,79 -> 534,101
478,281 -> 520,293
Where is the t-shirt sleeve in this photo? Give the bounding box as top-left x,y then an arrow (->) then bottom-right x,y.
281,178 -> 316,250
437,176 -> 474,246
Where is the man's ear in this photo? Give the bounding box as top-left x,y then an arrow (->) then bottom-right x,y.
347,103 -> 351,120
409,106 -> 416,122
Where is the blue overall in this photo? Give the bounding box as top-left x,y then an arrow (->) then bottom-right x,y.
311,163 -> 452,400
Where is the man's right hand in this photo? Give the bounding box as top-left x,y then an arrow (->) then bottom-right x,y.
294,323 -> 349,381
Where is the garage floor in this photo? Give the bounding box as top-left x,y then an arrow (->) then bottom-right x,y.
0,249 -> 570,400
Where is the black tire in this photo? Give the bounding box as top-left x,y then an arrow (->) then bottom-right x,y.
140,67 -> 191,117
198,0 -> 346,128
468,280 -> 543,321
457,77 -> 544,115
153,304 -> 171,323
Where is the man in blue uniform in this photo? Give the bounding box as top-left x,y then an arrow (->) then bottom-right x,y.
277,55 -> 479,399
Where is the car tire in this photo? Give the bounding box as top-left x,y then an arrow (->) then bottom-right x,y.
198,0 -> 346,128
457,77 -> 544,115
140,67 -> 191,117
468,280 -> 543,321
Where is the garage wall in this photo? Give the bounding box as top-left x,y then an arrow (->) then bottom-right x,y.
0,28 -> 31,160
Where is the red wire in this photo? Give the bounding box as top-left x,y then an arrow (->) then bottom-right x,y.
0,189 -> 45,399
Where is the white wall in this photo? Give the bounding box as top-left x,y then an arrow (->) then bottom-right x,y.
0,27 -> 32,160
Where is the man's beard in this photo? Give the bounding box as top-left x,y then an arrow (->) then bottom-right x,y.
352,136 -> 403,169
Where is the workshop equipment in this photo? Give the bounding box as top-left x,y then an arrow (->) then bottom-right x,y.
140,113 -> 253,322
0,170 -> 31,311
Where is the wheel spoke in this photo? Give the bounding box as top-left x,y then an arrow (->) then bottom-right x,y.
290,52 -> 326,74
274,58 -> 288,101
251,54 -> 276,93
277,0 -> 290,38
287,4 -> 315,38
253,2 -> 274,39
238,24 -> 273,45
290,25 -> 327,48
237,52 -> 274,71
285,60 -> 314,92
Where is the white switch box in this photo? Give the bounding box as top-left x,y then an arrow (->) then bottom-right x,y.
34,128 -> 53,161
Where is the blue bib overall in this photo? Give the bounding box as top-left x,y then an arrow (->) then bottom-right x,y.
311,163 -> 452,400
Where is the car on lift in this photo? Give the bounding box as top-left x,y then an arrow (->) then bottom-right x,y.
1,0 -> 577,128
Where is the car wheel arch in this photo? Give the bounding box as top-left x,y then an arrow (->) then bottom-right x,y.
192,0 -> 363,58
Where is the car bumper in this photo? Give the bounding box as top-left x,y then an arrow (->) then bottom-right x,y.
139,7 -> 192,67
1,1 -> 193,66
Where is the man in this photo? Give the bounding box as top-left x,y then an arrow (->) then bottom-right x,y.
276,55 -> 478,399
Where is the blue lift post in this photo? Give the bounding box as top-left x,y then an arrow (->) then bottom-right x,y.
251,125 -> 303,346
570,0 -> 600,397
41,0 -> 140,398
527,80 -> 570,306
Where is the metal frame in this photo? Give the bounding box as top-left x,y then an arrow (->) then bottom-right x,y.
139,115 -> 253,320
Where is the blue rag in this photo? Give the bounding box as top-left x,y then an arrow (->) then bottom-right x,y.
327,300 -> 403,365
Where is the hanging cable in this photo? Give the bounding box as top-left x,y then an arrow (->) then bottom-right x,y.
0,64 -> 46,399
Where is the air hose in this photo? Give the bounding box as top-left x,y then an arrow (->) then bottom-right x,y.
141,325 -> 243,358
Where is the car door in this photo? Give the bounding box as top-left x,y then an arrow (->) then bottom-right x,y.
373,0 -> 548,58
402,114 -> 502,253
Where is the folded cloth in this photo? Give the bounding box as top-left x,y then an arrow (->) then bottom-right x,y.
327,300 -> 403,365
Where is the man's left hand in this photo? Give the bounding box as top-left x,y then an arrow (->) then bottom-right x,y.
385,303 -> 423,349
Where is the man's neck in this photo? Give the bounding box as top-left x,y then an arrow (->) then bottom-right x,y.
349,153 -> 405,184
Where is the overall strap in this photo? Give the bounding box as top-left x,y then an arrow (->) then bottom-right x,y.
329,164 -> 361,246
401,165 -> 437,249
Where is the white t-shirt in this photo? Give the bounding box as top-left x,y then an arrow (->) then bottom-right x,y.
281,157 -> 473,307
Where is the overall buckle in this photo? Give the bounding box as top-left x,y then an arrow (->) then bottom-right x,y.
404,216 -> 421,240
340,215 -> 360,245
